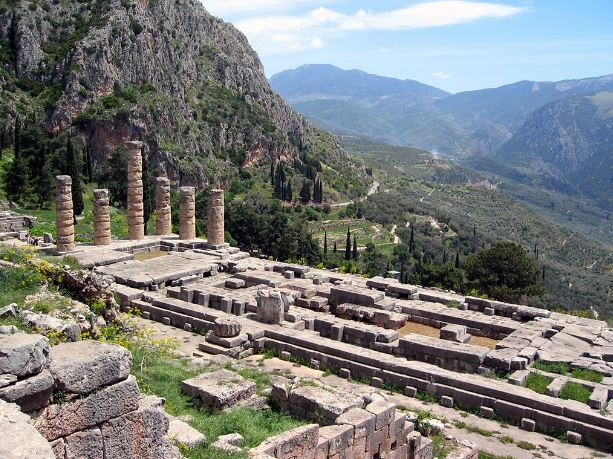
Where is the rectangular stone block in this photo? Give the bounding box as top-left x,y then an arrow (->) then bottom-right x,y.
336,408 -> 376,438
366,401 -> 395,430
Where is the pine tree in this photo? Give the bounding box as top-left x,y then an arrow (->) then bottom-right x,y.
409,226 -> 415,253
324,230 -> 328,254
142,152 -> 155,235
66,138 -> 84,218
345,226 -> 351,260
333,241 -> 337,253
352,235 -> 358,260
455,252 -> 460,269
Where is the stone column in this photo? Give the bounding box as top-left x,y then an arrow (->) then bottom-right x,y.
155,177 -> 172,236
179,186 -> 196,240
55,175 -> 75,252
126,141 -> 144,240
93,189 -> 111,246
207,189 -> 224,246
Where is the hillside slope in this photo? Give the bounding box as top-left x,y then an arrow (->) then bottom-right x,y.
0,0 -> 366,198
496,91 -> 613,210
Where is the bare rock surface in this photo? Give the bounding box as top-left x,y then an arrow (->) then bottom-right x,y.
0,399 -> 55,459
167,417 -> 206,449
48,341 -> 132,394
0,333 -> 50,377
182,369 -> 256,410
0,368 -> 53,412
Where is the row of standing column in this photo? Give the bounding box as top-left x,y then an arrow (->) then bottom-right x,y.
54,142 -> 224,250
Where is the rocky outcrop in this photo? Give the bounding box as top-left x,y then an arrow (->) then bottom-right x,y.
0,336 -> 181,459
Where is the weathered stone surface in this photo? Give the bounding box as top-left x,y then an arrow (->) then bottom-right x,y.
288,385 -> 364,425
155,177 -> 172,236
179,187 -> 196,240
0,369 -> 53,412
34,375 -> 140,440
167,418 -> 206,449
249,424 -> 319,459
214,318 -> 242,338
0,399 -> 55,459
182,369 -> 256,410
101,395 -> 181,459
20,310 -> 81,342
65,427 -> 104,459
93,189 -> 112,246
257,289 -> 289,324
207,189 -> 225,245
484,348 -> 519,371
56,175 -> 75,252
48,341 -> 132,395
126,141 -> 144,241
0,333 -> 50,377
336,408 -> 376,438
0,303 -> 17,318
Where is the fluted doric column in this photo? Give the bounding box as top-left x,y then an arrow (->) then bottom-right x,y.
125,141 -> 144,240
93,189 -> 111,246
155,177 -> 172,236
207,189 -> 224,246
179,186 -> 196,240
55,175 -> 75,252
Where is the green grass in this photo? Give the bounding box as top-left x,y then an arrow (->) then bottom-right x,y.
479,452 -> 514,459
533,361 -> 603,383
453,421 -> 494,437
130,348 -> 304,459
0,266 -> 44,308
499,435 -> 514,444
524,372 -> 553,394
516,441 -> 536,450
559,382 -> 592,404
431,432 -> 455,458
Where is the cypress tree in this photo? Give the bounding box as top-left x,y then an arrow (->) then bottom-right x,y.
352,235 -> 358,260
83,146 -> 93,183
3,119 -> 27,202
455,252 -> 460,269
345,226 -> 351,260
66,138 -> 84,218
35,145 -> 54,208
333,241 -> 337,253
542,266 -> 546,281
324,230 -> 328,254
13,117 -> 20,160
299,180 -> 311,203
443,250 -> 448,264
409,226 -> 415,253
270,162 -> 275,186
286,181 -> 293,202
142,152 -> 155,235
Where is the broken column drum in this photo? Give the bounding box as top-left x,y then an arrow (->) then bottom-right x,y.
126,141 -> 144,240
93,189 -> 112,246
179,186 -> 196,240
55,175 -> 75,252
207,189 -> 224,245
155,177 -> 172,236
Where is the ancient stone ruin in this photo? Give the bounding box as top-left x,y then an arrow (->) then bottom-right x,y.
207,188 -> 225,246
179,186 -> 196,240
0,334 -> 180,458
155,177 -> 172,236
126,140 -> 144,241
93,189 -> 111,246
55,175 -> 75,253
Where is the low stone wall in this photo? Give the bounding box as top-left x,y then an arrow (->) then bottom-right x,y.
0,211 -> 36,233
255,382 -> 431,459
0,332 -> 180,459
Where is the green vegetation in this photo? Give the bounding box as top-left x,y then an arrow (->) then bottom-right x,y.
516,441 -> 536,450
130,346 -> 304,459
478,452 -> 514,459
524,372 -> 553,394
453,421 -> 494,437
559,382 -> 592,404
0,266 -> 44,309
533,361 -> 604,383
431,432 -> 455,459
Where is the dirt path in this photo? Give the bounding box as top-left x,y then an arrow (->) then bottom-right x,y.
391,224 -> 400,244
330,181 -> 381,208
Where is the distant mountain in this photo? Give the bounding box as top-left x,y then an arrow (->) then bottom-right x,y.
495,91 -> 613,210
271,65 -> 613,158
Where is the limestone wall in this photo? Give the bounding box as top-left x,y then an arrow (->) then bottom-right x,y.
0,332 -> 180,459
0,211 -> 36,233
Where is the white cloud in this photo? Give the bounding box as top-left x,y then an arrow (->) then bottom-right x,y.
234,1 -> 527,54
432,71 -> 451,79
310,37 -> 325,49
202,0 -> 332,16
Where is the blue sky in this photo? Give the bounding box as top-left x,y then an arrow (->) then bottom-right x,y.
201,0 -> 613,93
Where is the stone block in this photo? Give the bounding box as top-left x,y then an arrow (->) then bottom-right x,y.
588,386 -> 608,410
520,418 -> 535,432
479,406 -> 494,419
168,418 -> 206,448
440,396 -> 454,408
0,399 -> 55,459
0,333 -> 50,377
567,431 -> 582,445
319,424 -> 354,455
225,279 -> 246,289
281,351 -> 291,360
371,377 -> 383,388
162,317 -> 171,325
404,386 -> 417,397
339,368 -> 351,379
35,376 -> 140,441
48,341 -> 132,395
366,401 -> 395,430
0,369 -> 53,412
65,427 -> 104,459
250,424 -> 319,459
331,324 -> 344,341
181,369 -> 256,410
484,307 -> 494,316
336,408 -> 376,438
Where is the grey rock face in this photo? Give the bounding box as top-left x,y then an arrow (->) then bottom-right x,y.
0,333 -> 50,377
48,341 -> 132,395
256,289 -> 289,324
182,369 -> 256,410
20,310 -> 81,342
0,399 -> 55,459
65,428 -> 104,459
0,303 -> 17,317
0,369 -> 54,412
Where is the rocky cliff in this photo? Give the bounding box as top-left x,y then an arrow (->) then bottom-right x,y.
0,0 -> 365,196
